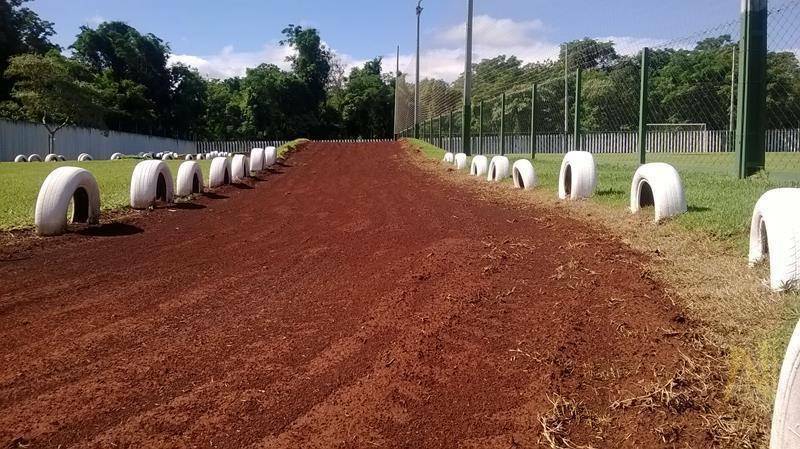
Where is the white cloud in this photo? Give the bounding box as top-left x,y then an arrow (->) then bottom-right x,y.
440,15 -> 546,48
169,40 -> 365,80
84,15 -> 106,26
597,36 -> 666,56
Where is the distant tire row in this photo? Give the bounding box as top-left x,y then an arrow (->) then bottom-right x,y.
34,147 -> 280,237
11,148 -> 276,162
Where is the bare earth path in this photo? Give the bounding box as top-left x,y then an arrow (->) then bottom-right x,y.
0,142 -> 720,448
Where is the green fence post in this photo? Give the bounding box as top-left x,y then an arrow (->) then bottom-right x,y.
638,47 -> 651,165
500,93 -> 506,156
479,101 -> 484,155
573,69 -> 582,152
531,84 -> 538,159
438,115 -> 442,148
449,109 -> 454,152
736,0 -> 768,178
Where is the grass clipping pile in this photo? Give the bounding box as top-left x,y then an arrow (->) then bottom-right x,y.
404,140 -> 766,449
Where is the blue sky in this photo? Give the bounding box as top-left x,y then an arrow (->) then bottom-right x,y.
31,0 -> 741,79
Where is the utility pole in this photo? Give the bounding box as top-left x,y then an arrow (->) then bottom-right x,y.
729,45 -> 737,151
394,45 -> 400,140
414,1 -> 423,139
462,0 -> 474,155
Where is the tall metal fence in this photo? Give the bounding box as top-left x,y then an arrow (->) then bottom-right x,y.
196,140 -> 290,154
395,0 -> 800,181
0,119 -> 196,161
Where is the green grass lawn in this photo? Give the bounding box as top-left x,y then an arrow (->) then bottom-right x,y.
415,138 -> 800,251
0,139 -> 307,231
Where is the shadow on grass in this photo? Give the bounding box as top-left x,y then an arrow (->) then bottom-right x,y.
79,223 -> 144,237
597,188 -> 626,197
688,205 -> 712,213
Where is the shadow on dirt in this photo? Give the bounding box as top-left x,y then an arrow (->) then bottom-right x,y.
79,223 -> 144,237
202,193 -> 229,200
171,202 -> 206,210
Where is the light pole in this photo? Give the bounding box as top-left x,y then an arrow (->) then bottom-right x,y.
414,0 -> 423,139
462,0 -> 474,155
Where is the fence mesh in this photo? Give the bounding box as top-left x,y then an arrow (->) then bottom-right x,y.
395,0 -> 800,182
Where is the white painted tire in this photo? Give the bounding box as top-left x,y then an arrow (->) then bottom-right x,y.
209,157 -> 231,188
28,154 -> 42,162
630,163 -> 687,222
454,153 -> 468,170
110,153 -> 124,160
176,161 -> 204,197
470,155 -> 489,177
558,151 -> 597,200
34,167 -> 101,236
772,318 -> 800,449
161,153 -> 174,161
487,156 -> 510,182
512,159 -> 537,190
231,154 -> 249,182
78,153 -> 93,162
184,154 -> 194,161
265,147 -> 277,167
443,152 -> 455,164
45,154 -> 59,162
250,148 -> 266,173
57,155 -> 66,161
130,160 -> 174,209
14,155 -> 26,163
749,189 -> 800,291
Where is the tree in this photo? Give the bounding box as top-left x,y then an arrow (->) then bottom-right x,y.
339,58 -> 394,138
71,21 -> 172,133
0,0 -> 58,101
4,51 -> 103,153
169,63 -> 208,138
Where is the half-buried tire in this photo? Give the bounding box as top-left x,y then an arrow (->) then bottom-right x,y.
78,153 -> 93,162
264,147 -> 278,167
749,188 -> 800,291
772,318 -> 800,449
443,152 -> 455,164
487,156 -> 510,182
454,153 -> 468,170
209,157 -> 231,188
231,154 -> 249,182
630,163 -> 687,222
250,148 -> 266,174
470,155 -> 489,177
34,167 -> 101,236
176,161 -> 204,197
14,155 -> 26,163
110,153 -> 124,160
45,154 -> 59,162
558,151 -> 596,200
28,154 -> 42,162
512,159 -> 537,190
130,160 -> 174,209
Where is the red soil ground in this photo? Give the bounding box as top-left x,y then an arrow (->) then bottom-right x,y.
0,142 -> 723,448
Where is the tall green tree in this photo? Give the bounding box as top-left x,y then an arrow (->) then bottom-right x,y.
0,0 -> 58,101
339,58 -> 393,138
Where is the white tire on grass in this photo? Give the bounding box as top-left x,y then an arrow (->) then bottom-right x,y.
209,157 -> 231,188
110,152 -> 124,160
130,160 -> 174,209
772,318 -> 800,449
176,161 -> 204,197
558,151 -> 597,200
184,154 -> 194,161
78,153 -> 93,162
45,154 -> 59,162
512,159 -> 537,190
57,155 -> 66,161
265,147 -> 277,167
14,155 -> 26,163
443,152 -> 455,164
250,148 -> 266,174
630,163 -> 687,222
28,154 -> 42,162
162,153 -> 174,161
454,153 -> 468,170
487,156 -> 510,182
34,167 -> 101,236
231,154 -> 248,182
748,188 -> 800,291
470,155 -> 489,177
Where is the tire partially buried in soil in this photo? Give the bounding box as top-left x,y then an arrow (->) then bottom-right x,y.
0,141 -> 734,448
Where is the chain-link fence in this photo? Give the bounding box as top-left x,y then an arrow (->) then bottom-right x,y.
395,0 -> 800,182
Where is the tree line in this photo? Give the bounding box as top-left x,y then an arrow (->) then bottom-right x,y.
0,0 -> 395,141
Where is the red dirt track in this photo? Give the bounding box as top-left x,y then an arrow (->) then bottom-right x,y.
0,142 -> 716,448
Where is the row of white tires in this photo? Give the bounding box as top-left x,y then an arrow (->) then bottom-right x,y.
15,154 -> 67,162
